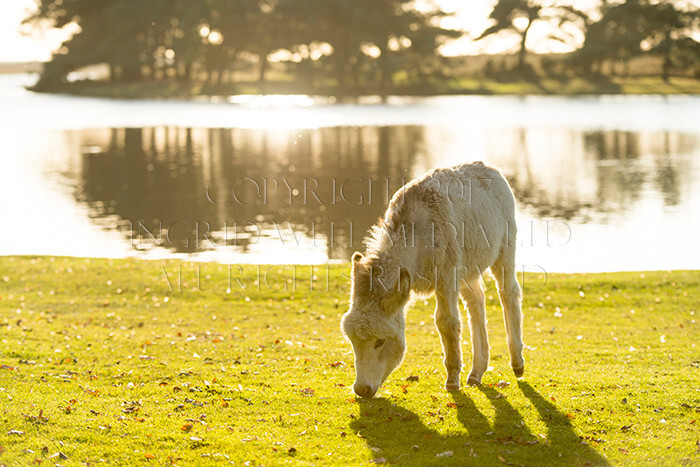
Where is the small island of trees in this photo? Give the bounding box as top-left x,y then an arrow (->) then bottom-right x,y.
24,0 -> 700,96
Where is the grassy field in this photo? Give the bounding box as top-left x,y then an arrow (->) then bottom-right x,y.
444,75 -> 700,96
0,257 -> 698,465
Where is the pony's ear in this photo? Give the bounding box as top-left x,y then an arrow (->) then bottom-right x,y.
398,267 -> 410,294
381,268 -> 411,314
352,252 -> 364,266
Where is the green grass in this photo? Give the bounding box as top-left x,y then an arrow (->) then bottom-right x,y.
445,75 -> 700,96
0,257 -> 698,465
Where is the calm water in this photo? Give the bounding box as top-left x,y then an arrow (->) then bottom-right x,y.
1,74 -> 699,272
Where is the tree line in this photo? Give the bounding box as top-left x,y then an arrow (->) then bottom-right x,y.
26,0 -> 459,92
484,0 -> 700,81
25,0 -> 700,93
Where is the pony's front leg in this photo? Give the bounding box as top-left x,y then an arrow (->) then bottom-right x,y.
435,289 -> 462,391
461,282 -> 489,385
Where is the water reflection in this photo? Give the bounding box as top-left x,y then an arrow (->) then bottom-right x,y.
78,126 -> 424,260
3,73 -> 699,270
480,128 -> 695,222
71,124 -> 698,268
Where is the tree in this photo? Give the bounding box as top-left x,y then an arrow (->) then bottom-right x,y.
316,0 -> 460,93
25,0 -> 462,94
25,0 -> 113,86
25,0 -> 169,85
477,0 -> 544,71
573,0 -> 700,79
643,1 -> 700,81
398,10 -> 462,88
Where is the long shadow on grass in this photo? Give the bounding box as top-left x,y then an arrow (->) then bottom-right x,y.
518,381 -> 609,466
349,383 -> 609,465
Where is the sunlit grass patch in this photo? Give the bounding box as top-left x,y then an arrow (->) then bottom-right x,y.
0,257 -> 698,465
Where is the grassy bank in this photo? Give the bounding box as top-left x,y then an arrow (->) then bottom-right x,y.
0,257 -> 698,465
31,75 -> 700,100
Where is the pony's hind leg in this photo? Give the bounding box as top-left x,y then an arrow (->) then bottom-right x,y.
435,289 -> 462,391
493,252 -> 525,377
461,281 -> 489,385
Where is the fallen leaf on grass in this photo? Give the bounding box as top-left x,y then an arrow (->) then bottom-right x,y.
487,380 -> 510,389
370,457 -> 386,463
301,388 -> 315,395
7,430 -> 24,435
436,451 -> 453,458
49,452 -> 68,460
24,409 -> 49,424
144,453 -> 155,459
405,375 -> 419,382
181,423 -> 193,432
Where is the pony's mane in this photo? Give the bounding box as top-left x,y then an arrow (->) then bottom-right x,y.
363,221 -> 393,257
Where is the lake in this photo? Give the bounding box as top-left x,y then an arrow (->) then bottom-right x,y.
1,74 -> 698,273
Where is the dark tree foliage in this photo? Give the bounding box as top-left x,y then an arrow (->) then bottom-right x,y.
25,0 -> 461,93
643,1 -> 700,81
573,0 -> 699,78
475,0 -> 699,79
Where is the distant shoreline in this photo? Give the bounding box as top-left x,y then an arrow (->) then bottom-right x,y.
4,61 -> 700,98
27,75 -> 700,99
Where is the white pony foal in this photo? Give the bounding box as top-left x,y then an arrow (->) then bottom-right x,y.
342,162 -> 524,398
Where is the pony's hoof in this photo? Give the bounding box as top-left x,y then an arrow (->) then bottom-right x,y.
513,364 -> 525,378
467,375 -> 481,386
445,381 -> 460,392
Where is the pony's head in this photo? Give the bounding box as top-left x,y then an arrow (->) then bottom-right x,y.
341,252 -> 411,398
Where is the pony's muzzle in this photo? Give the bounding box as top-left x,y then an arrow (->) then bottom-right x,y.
353,383 -> 376,398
